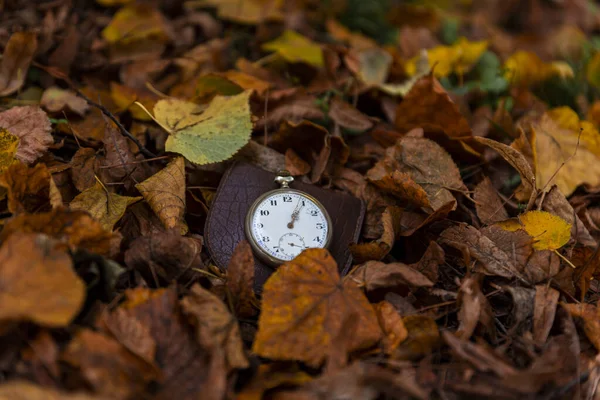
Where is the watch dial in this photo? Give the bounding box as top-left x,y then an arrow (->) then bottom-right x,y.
250,192 -> 329,262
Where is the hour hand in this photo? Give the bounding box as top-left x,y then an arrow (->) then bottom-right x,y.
287,200 -> 303,229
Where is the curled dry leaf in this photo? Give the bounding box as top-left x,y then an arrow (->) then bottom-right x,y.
0,32 -> 37,97
0,209 -> 113,255
497,210 -> 571,251
226,240 -> 257,318
474,177 -> 509,224
350,206 -> 401,263
153,91 -> 252,165
352,260 -> 433,292
124,230 -> 203,286
0,233 -> 85,327
40,87 -> 89,116
253,249 -> 381,367
375,301 -> 408,355
181,284 -> 249,370
367,167 -> 430,209
70,182 -> 141,231
62,329 -> 160,400
0,106 -> 53,164
136,157 -> 187,234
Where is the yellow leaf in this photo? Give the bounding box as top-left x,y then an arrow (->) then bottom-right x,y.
136,157 -> 187,234
379,50 -> 429,96
586,52 -> 600,89
533,107 -> 600,196
0,129 -> 19,175
70,182 -> 141,231
497,211 -> 571,251
193,0 -> 283,25
405,37 -> 487,78
101,5 -> 169,45
503,51 -> 573,86
262,30 -> 324,68
153,91 -> 252,165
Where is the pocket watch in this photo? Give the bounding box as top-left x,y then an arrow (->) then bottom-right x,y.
245,170 -> 333,266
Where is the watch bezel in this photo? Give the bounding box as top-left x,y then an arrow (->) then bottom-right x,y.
244,188 -> 333,267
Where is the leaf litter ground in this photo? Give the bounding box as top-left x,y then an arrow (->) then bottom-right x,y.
2,1 -> 600,399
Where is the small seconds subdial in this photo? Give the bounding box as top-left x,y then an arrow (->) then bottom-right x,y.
278,233 -> 306,258
249,191 -> 330,262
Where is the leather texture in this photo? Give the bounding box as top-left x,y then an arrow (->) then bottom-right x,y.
205,162 -> 365,292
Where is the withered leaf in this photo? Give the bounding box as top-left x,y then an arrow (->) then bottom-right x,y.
62,329 -> 160,399
70,147 -> 98,192
393,315 -> 440,360
409,241 -> 445,284
285,148 -> 311,176
40,87 -> 89,116
226,240 -> 257,318
136,157 -> 187,234
0,162 -> 57,214
101,121 -> 142,184
0,234 -> 85,327
474,177 -> 509,224
0,32 -> 37,97
352,261 -> 433,292
376,301 -> 408,355
561,302 -> 600,351
456,275 -> 495,339
181,284 -> 249,370
0,209 -> 113,255
367,167 -> 430,208
440,224 -> 520,279
0,106 -> 53,164
253,249 -> 381,367
70,182 -> 141,231
350,206 -> 401,263
533,285 -> 560,344
480,225 -> 533,268
101,307 -> 157,365
124,230 -> 203,286
328,98 -> 373,132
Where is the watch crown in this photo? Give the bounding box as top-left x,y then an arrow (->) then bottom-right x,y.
275,170 -> 294,188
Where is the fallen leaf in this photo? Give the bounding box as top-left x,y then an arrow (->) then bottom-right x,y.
70,182 -> 141,231
350,206 -> 401,263
439,224 -> 520,278
379,50 -> 430,96
40,87 -> 89,116
497,210 -> 571,251
197,0 -> 283,24
253,249 -> 381,366
0,381 -> 110,400
409,241 -> 445,284
326,19 -> 378,50
0,233 -> 84,327
153,91 -> 252,165
226,240 -> 257,318
480,225 -> 533,268
561,302 -> 600,351
456,275 -> 495,339
136,157 -> 187,234
393,315 -> 440,360
328,97 -> 373,132
0,129 -> 19,175
180,284 -> 249,370
0,32 -> 37,97
101,307 -> 157,365
0,209 -> 113,255
124,230 -> 203,286
375,301 -> 408,355
504,50 -> 573,86
62,329 -> 159,399
0,106 -> 53,164
236,364 -> 312,400
262,30 -> 324,67
102,4 -> 170,45
0,162 -> 58,214
533,285 -> 559,344
352,261 -> 433,292
70,147 -> 98,192
111,82 -> 158,121
394,74 -> 472,141
285,148 -> 311,176
367,168 -> 430,209
474,177 -> 509,224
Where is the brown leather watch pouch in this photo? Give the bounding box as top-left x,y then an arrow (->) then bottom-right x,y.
204,162 -> 365,293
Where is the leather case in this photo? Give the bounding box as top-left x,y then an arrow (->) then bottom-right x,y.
205,162 -> 365,292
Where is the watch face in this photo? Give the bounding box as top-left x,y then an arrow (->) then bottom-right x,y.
247,190 -> 331,263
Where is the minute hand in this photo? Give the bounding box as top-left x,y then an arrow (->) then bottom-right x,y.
287,199 -> 304,229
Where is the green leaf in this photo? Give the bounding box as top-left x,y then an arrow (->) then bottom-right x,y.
153,91 -> 252,165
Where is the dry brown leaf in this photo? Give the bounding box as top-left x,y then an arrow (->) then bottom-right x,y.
394,74 -> 471,140
0,106 -> 53,164
0,162 -> 59,214
409,241 -> 445,284
350,206 -> 401,263
352,261 -> 433,292
0,381 -> 110,400
328,97 -> 373,132
0,209 -> 113,255
70,182 -> 141,231
70,147 -> 98,192
136,157 -> 187,234
226,240 -> 257,318
456,275 -> 495,339
253,249 -> 381,367
0,32 -> 38,97
480,225 -> 533,268
124,230 -> 203,286
40,87 -> 89,116
101,120 -> 144,184
533,285 -> 560,344
439,224 -> 520,279
474,177 -> 509,224
367,166 -> 430,209
393,315 -> 440,360
101,307 -> 157,365
525,250 -> 560,284
62,329 -> 160,400
0,233 -> 85,327
561,302 -> 600,351
181,284 -> 249,370
375,301 -> 408,355
285,148 -> 311,176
